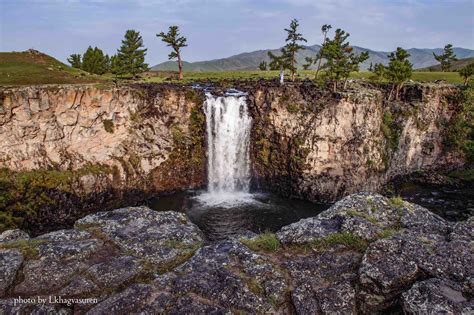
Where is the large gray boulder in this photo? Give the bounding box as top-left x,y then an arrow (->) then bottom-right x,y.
75,207 -> 204,267
276,192 -> 449,244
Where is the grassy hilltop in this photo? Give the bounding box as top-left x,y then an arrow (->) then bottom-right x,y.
0,50 -> 102,85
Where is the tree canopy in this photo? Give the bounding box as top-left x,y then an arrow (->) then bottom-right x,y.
67,54 -> 82,69
81,46 -> 109,75
319,28 -> 369,91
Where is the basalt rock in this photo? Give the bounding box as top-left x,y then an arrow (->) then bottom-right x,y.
0,196 -> 471,314
401,278 -> 473,314
247,82 -> 464,202
0,84 -> 206,234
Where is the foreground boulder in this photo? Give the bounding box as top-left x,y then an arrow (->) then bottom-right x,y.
0,194 -> 471,314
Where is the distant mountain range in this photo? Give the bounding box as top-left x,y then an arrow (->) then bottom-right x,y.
152,45 -> 474,71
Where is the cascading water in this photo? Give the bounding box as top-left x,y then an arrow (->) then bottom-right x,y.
197,91 -> 253,206
150,89 -> 328,239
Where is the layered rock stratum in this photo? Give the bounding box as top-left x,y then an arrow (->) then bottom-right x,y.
0,193 -> 472,314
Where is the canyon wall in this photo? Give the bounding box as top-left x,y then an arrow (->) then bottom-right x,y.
0,84 -> 206,233
0,82 -> 466,232
248,82 -> 464,201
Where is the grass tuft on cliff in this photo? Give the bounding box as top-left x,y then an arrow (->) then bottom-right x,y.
0,50 -> 102,85
241,232 -> 281,253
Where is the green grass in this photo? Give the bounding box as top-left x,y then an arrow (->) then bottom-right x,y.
0,51 -> 102,85
346,209 -> 378,224
388,196 -> 405,208
0,239 -> 46,260
309,232 -> 368,253
144,70 -> 469,85
241,232 -> 281,253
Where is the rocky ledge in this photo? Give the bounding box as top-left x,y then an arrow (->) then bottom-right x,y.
0,193 -> 472,314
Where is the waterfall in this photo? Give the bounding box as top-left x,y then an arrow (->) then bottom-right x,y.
198,91 -> 252,205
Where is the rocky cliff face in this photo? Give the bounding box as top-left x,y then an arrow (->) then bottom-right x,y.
0,84 -> 206,233
247,82 -> 464,201
0,82 -> 466,233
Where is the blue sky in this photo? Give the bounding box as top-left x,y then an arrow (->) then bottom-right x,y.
1,0 -> 473,66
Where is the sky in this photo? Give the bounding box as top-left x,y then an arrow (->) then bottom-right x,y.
1,0 -> 473,66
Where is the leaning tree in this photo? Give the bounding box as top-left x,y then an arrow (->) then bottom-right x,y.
157,26 -> 187,80
433,44 -> 457,72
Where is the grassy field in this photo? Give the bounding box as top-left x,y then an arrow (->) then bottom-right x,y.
144,70 -> 468,84
0,50 -> 469,86
0,51 -> 102,85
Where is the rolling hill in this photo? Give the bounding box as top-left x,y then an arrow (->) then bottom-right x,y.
152,46 -> 474,72
0,50 -> 101,85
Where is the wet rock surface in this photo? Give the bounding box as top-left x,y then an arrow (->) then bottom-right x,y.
0,193 -> 471,314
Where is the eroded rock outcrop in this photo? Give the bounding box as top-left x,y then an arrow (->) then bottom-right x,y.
248,82 -> 464,201
0,84 -> 206,234
0,194 -> 471,314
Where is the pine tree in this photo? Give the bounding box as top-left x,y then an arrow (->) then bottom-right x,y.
386,47 -> 413,100
116,30 -> 148,77
157,26 -> 187,80
259,61 -> 268,71
319,29 -> 369,91
67,54 -> 82,69
268,19 -> 307,81
459,63 -> 474,86
81,46 -> 108,75
433,44 -> 457,72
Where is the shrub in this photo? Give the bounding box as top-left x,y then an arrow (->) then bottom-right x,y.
103,119 -> 114,133
381,111 -> 401,151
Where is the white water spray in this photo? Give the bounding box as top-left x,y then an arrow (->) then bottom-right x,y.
197,92 -> 253,206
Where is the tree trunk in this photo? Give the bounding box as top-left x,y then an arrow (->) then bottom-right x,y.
291,52 -> 295,81
343,77 -> 348,90
315,35 -> 327,79
177,53 -> 183,80
395,84 -> 402,100
464,77 -> 469,86
388,85 -> 394,101
333,81 -> 337,92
